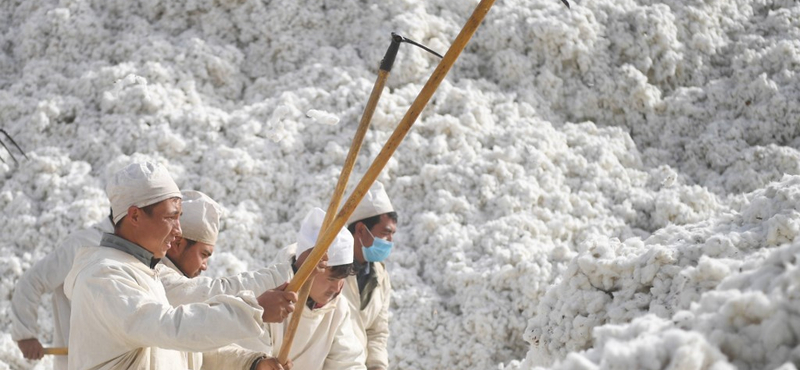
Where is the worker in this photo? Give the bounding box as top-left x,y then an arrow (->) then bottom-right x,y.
343,181 -> 397,370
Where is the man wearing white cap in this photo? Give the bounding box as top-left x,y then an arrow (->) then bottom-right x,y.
161,190 -> 221,279
256,207 -> 367,370
63,161 -> 294,370
343,181 -> 398,370
10,213 -> 114,369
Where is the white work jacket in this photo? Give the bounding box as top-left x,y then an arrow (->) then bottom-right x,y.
10,218 -> 113,370
64,243 -> 266,370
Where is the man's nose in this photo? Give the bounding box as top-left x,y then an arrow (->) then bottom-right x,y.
173,220 -> 182,236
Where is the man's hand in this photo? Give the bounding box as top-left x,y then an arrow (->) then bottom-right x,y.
17,338 -> 44,360
255,356 -> 292,370
257,282 -> 298,323
295,249 -> 328,277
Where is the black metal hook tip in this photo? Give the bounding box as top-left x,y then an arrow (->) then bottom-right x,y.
561,0 -> 571,8
398,35 -> 444,59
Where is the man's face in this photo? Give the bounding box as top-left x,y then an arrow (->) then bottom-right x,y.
169,238 -> 214,278
309,268 -> 345,307
137,198 -> 182,258
354,213 -> 397,263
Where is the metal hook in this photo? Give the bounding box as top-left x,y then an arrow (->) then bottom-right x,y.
392,33 -> 444,59
380,32 -> 444,73
0,129 -> 29,167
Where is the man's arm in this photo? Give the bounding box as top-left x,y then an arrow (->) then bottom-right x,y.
159,261 -> 298,323
159,263 -> 291,306
11,229 -> 96,359
77,265 -> 267,353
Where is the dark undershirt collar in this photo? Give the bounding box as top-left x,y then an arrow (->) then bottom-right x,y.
100,233 -> 161,269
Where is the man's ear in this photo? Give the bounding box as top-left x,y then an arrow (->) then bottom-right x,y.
356,222 -> 367,236
126,205 -> 140,225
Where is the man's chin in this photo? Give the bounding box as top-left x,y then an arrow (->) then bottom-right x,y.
156,244 -> 171,258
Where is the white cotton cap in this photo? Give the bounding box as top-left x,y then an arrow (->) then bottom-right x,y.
347,181 -> 394,225
180,190 -> 222,245
107,161 -> 182,224
296,207 -> 354,266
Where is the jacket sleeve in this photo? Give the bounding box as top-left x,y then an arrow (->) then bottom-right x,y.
78,264 -> 267,353
323,309 -> 367,370
160,263 -> 291,306
365,268 -> 391,370
10,233 -> 85,341
201,344 -> 268,370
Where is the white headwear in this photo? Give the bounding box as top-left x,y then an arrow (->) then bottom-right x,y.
180,190 -> 222,245
347,181 -> 394,225
296,207 -> 353,266
106,161 -> 182,224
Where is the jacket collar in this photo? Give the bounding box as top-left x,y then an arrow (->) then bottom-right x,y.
159,256 -> 187,276
100,233 -> 161,269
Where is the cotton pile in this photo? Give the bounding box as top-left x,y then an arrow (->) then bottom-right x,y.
0,0 -> 798,369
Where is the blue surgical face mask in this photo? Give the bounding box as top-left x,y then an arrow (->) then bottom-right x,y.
361,227 -> 393,262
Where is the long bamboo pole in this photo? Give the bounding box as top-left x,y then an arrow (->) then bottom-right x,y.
276,67 -> 393,366
285,0 -> 498,295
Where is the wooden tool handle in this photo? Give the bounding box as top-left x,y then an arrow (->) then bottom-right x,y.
44,347 -> 68,355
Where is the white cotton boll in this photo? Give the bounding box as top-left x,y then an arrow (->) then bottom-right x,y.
672,310 -> 695,330
100,74 -> 170,114
306,109 -> 339,126
688,256 -> 732,287
147,124 -> 187,156
765,213 -> 800,246
263,104 -> 299,143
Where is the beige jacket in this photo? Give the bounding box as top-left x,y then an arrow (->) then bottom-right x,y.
10,219 -> 113,370
64,246 -> 266,370
342,263 -> 391,370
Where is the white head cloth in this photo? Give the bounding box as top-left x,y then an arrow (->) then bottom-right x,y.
296,207 -> 353,266
180,190 -> 222,245
347,181 -> 394,225
106,161 -> 182,224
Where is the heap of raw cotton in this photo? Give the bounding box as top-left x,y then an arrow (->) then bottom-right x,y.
1,0 -> 799,369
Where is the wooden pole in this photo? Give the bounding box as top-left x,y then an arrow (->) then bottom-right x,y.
286,0 -> 498,294
277,278 -> 313,364
276,68 -> 392,365
44,347 -> 68,355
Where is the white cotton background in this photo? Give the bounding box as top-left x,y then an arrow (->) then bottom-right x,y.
0,0 -> 798,369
